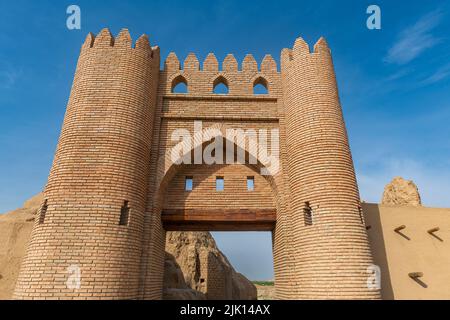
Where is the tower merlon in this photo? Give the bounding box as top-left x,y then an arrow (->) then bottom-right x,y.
94,28 -> 114,48
165,52 -> 180,72
135,34 -> 152,52
116,28 -> 132,48
293,37 -> 310,56
184,53 -> 200,71
223,54 -> 238,72
281,36 -> 331,69
82,32 -> 95,50
203,53 -> 219,72
242,54 -> 258,73
261,54 -> 278,73
313,37 -> 331,54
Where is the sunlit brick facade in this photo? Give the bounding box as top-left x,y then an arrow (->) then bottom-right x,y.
14,29 -> 380,300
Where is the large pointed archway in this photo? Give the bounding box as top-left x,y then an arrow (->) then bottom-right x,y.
139,126 -> 294,300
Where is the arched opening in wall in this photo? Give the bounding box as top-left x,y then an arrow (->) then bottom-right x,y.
213,76 -> 229,94
253,77 -> 269,95
172,75 -> 188,94
157,139 -> 279,301
164,229 -> 275,300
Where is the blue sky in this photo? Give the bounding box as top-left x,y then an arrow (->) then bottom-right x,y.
1,0 -> 449,281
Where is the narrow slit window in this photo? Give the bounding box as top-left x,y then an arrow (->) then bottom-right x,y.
119,201 -> 130,226
185,176 -> 193,191
38,200 -> 48,225
216,177 -> 224,192
304,202 -> 313,226
247,176 -> 255,191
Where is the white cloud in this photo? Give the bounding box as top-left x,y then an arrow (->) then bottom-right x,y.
385,10 -> 443,65
385,68 -> 412,81
421,63 -> 450,85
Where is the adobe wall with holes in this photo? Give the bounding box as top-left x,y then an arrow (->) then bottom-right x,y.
14,28 -> 381,300
363,203 -> 450,300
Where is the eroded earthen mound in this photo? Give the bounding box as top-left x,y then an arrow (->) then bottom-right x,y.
164,231 -> 257,300
382,177 -> 422,206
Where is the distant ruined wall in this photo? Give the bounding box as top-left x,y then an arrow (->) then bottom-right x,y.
163,231 -> 257,300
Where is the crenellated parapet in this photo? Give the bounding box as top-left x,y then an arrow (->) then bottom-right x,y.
162,51 -> 280,97
164,52 -> 278,74
81,28 -> 160,58
280,36 -> 331,70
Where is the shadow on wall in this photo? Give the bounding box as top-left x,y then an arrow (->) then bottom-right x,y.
363,203 -> 395,300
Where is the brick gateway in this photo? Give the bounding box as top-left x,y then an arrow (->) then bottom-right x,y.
14,29 -> 380,300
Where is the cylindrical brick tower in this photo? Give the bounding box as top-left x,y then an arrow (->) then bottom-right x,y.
13,29 -> 159,300
280,37 -> 380,299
